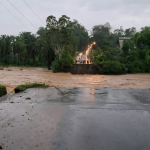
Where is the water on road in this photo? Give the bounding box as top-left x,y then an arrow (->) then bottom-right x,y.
0,87 -> 150,150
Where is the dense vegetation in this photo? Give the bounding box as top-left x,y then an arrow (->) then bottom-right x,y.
0,15 -> 88,71
0,15 -> 150,74
0,84 -> 7,97
14,83 -> 48,93
89,24 -> 150,74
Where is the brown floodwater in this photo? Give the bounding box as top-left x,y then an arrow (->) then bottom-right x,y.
0,67 -> 150,93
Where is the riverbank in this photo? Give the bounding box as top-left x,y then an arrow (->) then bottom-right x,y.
0,67 -> 150,93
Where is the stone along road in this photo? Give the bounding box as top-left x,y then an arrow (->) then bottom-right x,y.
0,87 -> 150,150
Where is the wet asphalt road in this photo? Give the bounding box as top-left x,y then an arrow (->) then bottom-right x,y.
0,87 -> 150,150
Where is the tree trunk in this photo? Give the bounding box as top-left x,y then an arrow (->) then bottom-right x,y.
47,48 -> 55,70
47,49 -> 51,70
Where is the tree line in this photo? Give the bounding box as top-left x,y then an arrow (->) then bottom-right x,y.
90,23 -> 150,74
0,15 -> 150,74
0,15 -> 89,71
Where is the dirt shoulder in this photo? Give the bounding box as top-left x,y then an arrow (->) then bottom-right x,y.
0,67 -> 150,93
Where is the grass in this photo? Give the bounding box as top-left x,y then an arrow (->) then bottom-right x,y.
0,67 -> 4,70
0,84 -> 7,97
14,82 -> 49,93
0,84 -> 4,88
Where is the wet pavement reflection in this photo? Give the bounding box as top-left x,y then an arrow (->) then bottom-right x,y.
0,87 -> 150,150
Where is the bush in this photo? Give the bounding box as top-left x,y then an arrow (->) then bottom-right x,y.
52,51 -> 74,73
101,61 -> 125,75
132,60 -> 145,73
60,51 -> 73,72
52,59 -> 60,73
126,60 -> 146,73
125,63 -> 135,73
14,83 -> 48,93
0,84 -> 7,97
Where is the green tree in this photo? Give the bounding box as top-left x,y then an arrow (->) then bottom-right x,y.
37,27 -> 46,37
46,15 -> 74,60
125,27 -> 136,37
71,20 -> 89,52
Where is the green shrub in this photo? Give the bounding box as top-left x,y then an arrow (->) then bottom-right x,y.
52,51 -> 74,73
133,60 -> 145,73
14,83 -> 49,93
0,84 -> 7,97
60,51 -> 73,72
126,61 -> 146,73
101,61 -> 125,75
52,59 -> 60,73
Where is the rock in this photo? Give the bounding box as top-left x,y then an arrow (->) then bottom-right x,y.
0,144 -> 2,149
14,88 -> 22,93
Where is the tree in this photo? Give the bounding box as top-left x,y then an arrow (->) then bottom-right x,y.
19,32 -> 37,65
0,16 -> 150,74
37,36 -> 55,70
114,26 -> 124,36
36,27 -> 46,37
71,20 -> 89,52
46,15 -> 74,60
125,27 -> 136,37
122,26 -> 150,73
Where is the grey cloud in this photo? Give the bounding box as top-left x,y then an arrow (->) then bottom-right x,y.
0,0 -> 150,35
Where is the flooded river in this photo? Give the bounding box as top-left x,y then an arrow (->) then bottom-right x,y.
0,67 -> 150,93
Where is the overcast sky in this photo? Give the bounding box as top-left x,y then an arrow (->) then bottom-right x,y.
0,0 -> 150,35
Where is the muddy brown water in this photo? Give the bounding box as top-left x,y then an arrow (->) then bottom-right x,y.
0,67 -> 150,93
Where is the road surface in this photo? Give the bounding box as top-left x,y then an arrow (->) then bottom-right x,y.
0,87 -> 150,150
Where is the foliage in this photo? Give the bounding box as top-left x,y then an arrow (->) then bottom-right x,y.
52,50 -> 74,73
123,26 -> 150,73
0,84 -> 7,97
89,24 -> 150,74
0,15 -> 150,74
60,50 -> 74,71
0,15 -> 85,70
71,20 -> 89,52
46,15 -> 74,60
14,83 -> 49,93
90,47 -> 125,74
51,59 -> 60,73
101,61 -> 125,75
36,27 -> 46,37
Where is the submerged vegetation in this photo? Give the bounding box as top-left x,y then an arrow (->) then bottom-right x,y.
14,83 -> 49,93
0,84 -> 7,97
0,15 -> 150,74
